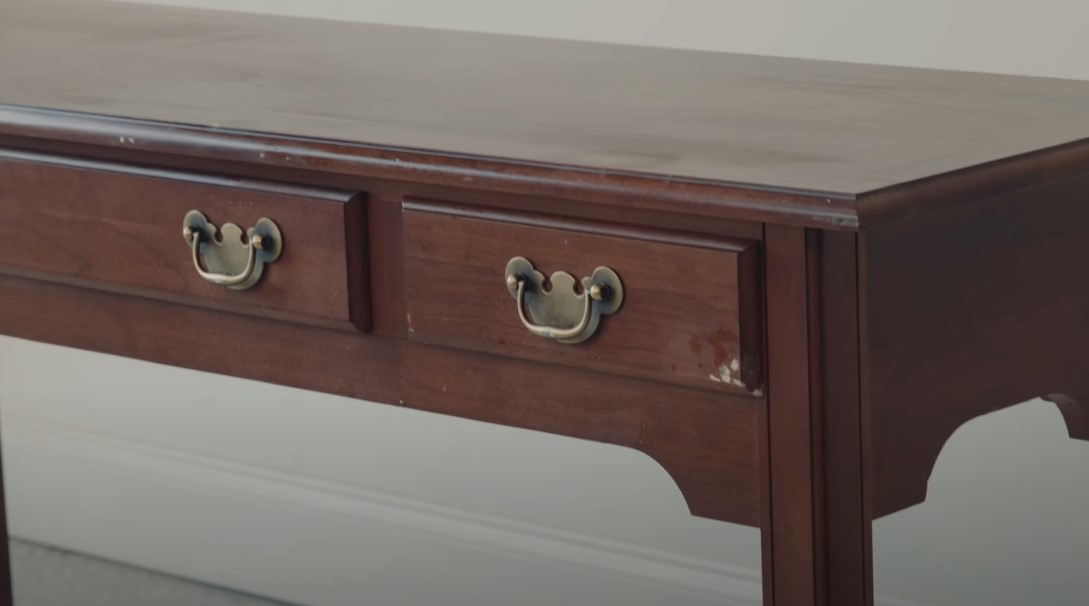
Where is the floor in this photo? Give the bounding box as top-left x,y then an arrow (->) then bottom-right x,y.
11,540 -> 292,606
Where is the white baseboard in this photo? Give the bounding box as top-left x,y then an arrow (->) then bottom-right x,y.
1,414 -> 763,606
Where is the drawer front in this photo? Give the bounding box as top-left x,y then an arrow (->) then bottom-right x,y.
0,152 -> 368,330
403,201 -> 763,393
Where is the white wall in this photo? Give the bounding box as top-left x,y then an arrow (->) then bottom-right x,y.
4,1 -> 1089,605
873,401 -> 1089,606
119,0 -> 1089,81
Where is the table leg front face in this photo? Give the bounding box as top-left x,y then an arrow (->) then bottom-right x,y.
762,226 -> 870,606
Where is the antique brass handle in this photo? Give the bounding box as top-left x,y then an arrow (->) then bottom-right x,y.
182,210 -> 282,290
504,256 -> 623,344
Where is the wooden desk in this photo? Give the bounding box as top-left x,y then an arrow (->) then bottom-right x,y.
2,1 -> 1089,604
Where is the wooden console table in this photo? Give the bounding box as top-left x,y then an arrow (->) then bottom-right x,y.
2,1 -> 1089,603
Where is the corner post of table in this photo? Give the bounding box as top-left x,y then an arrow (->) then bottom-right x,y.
762,225 -> 871,606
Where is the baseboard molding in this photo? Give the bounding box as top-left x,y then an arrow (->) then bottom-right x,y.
874,598 -> 933,606
1,414 -> 763,606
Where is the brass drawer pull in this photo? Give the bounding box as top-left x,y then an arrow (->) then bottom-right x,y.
182,210 -> 282,290
504,256 -> 623,344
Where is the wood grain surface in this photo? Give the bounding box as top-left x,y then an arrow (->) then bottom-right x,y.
4,0 -> 1089,222
763,227 -> 871,606
0,150 -> 368,331
863,167 -> 1089,517
403,202 -> 763,394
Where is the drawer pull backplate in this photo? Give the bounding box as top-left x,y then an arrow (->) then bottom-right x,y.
182,210 -> 282,290
504,256 -> 623,344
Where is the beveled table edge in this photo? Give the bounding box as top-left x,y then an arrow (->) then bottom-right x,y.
0,103 -> 860,230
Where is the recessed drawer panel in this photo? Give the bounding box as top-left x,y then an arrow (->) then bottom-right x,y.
403,201 -> 763,394
0,151 -> 368,331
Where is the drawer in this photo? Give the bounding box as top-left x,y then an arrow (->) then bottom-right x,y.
0,152 -> 368,331
403,201 -> 763,393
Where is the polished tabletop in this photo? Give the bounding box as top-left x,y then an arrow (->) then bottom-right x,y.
4,0 -> 1089,199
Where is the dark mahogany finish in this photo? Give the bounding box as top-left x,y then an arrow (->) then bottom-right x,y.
3,2 -> 1089,606
402,201 -> 763,393
863,172 -> 1089,517
8,0 -> 1089,228
0,150 -> 369,331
